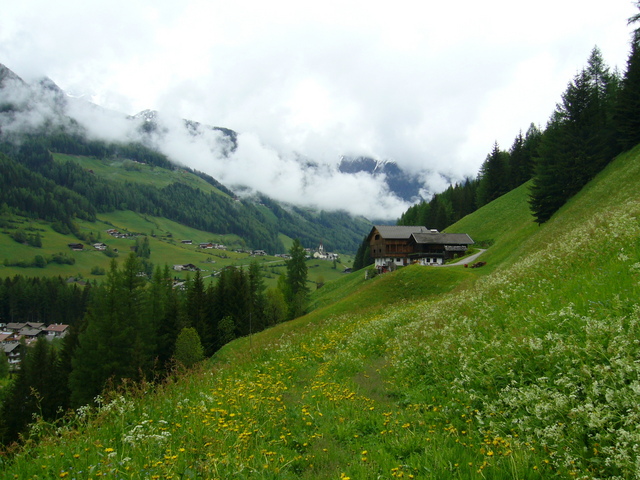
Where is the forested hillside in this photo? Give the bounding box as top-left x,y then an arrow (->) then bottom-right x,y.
398,32 -> 640,230
0,133 -> 370,254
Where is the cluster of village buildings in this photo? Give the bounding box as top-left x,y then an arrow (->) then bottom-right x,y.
1,322 -> 69,370
172,241 -> 339,273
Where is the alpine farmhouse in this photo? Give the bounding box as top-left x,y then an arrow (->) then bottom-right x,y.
367,225 -> 474,272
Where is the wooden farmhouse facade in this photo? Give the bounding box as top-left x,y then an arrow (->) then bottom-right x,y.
367,225 -> 474,272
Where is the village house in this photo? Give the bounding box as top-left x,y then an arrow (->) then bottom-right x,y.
68,243 -> 84,251
173,264 -> 199,272
367,225 -> 474,272
93,242 -> 107,251
44,324 -> 69,338
2,342 -> 24,370
19,328 -> 46,341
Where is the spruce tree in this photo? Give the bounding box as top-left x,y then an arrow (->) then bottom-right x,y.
285,239 -> 309,319
476,142 -> 510,207
185,270 -> 213,356
69,255 -> 151,407
530,48 -> 618,223
616,23 -> 640,150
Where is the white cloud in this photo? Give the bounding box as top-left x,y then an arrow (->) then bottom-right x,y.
1,0 -> 637,218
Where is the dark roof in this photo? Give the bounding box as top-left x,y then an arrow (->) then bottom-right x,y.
2,343 -> 21,354
19,328 -> 45,337
5,323 -> 26,330
369,225 -> 436,240
410,232 -> 474,245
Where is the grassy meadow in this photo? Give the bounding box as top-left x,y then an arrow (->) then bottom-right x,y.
0,152 -> 354,286
0,208 -> 352,289
53,153 -> 231,197
1,147 -> 640,479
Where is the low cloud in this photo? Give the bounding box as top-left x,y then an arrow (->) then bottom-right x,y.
142,115 -> 414,220
0,77 -> 413,220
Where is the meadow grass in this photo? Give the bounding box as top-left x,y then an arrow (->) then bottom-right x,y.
0,209 -> 351,287
54,154 -> 230,197
1,150 -> 639,479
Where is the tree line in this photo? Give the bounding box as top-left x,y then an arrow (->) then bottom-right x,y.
0,242 -> 310,445
395,14 -> 640,232
356,12 -> 640,269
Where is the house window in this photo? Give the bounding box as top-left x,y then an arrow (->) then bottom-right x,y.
374,234 -> 380,240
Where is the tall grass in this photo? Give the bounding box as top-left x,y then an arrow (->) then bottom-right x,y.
1,150 -> 639,479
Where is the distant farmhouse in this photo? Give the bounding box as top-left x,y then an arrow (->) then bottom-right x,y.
173,264 -> 199,272
367,225 -> 474,272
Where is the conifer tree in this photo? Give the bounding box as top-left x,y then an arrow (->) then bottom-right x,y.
248,261 -> 266,333
185,270 -> 213,356
616,10 -> 640,151
530,47 -> 618,223
285,239 -> 309,319
151,265 -> 181,368
69,255 -> 151,407
0,338 -> 65,443
476,142 -> 510,207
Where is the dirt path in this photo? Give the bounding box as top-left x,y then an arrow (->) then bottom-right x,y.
437,249 -> 486,267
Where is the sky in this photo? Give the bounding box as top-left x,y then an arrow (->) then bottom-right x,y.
1,0 -> 637,220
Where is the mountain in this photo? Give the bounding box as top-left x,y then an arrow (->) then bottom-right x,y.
1,63 -> 443,220
131,109 -> 239,157
338,155 -> 430,202
0,64 -> 372,254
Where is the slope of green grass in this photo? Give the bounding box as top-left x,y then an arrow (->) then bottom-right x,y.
0,210 -> 354,288
2,149 -> 640,479
445,179 -> 538,271
54,153 -> 231,197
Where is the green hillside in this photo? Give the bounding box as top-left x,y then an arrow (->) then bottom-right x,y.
54,153 -> 232,197
2,148 -> 640,478
0,209 -> 353,289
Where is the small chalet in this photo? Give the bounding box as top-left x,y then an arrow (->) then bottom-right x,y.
18,328 -> 46,340
367,225 -> 474,272
2,342 -> 24,370
93,243 -> 107,251
44,324 -> 69,338
68,243 -> 84,251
